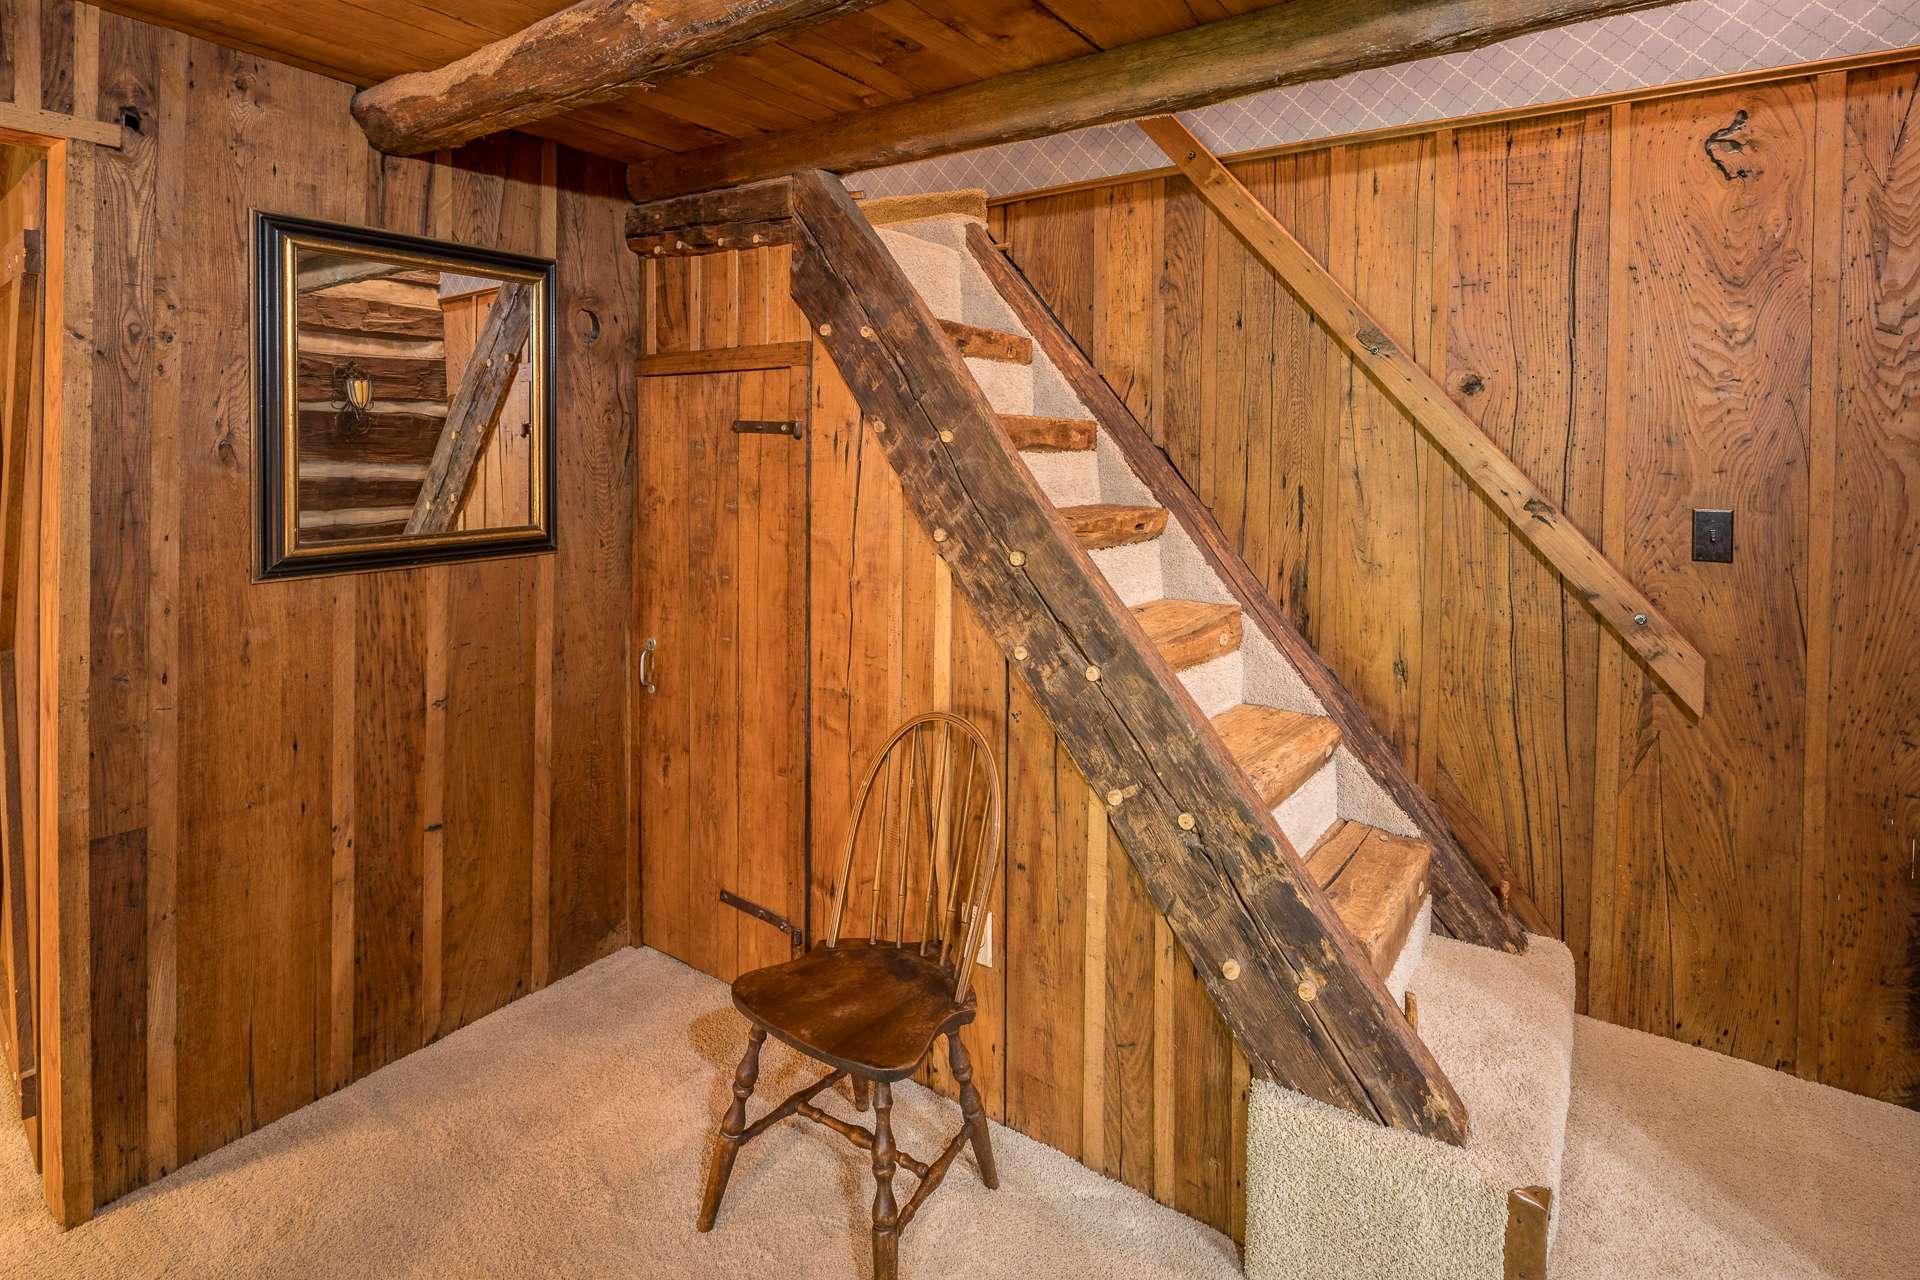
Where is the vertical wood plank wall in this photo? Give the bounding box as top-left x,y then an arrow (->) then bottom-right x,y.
638,60 -> 1920,1241
992,64 -> 1919,1112
1,0 -> 639,1222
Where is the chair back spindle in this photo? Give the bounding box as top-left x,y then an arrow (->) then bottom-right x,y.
825,712 -> 1003,1002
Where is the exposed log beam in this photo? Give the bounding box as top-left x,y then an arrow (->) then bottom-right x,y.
1140,114 -> 1706,715
352,0 -> 885,156
625,0 -> 1682,199
405,283 -> 534,535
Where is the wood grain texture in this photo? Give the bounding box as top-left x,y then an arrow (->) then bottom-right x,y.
6,2 -> 637,1223
1823,62 -> 1920,1105
1143,114 -> 1706,717
626,0 -> 1687,197
788,169 -> 1469,1142
350,0 -> 886,155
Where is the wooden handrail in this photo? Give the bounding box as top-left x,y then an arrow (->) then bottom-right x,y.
1140,114 -> 1706,717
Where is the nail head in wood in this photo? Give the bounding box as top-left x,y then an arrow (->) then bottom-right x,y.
1221,959 -> 1241,981
818,322 -> 833,336
1633,613 -> 1649,626
933,529 -> 948,543
1297,980 -> 1318,1002
1012,646 -> 1028,661
1007,550 -> 1026,567
1084,665 -> 1101,682
1106,788 -> 1124,807
939,429 -> 955,443
1177,812 -> 1196,831
860,325 -> 876,339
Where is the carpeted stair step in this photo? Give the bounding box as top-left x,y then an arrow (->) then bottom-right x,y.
1212,704 -> 1342,811
1304,820 -> 1430,978
1000,413 -> 1096,452
1133,599 -> 1243,672
1060,503 -> 1168,549
940,318 -> 1032,364
1246,933 -> 1577,1280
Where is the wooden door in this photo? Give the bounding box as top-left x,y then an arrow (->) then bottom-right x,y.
636,365 -> 809,982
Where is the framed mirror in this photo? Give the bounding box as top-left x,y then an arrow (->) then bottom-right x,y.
253,212 -> 556,579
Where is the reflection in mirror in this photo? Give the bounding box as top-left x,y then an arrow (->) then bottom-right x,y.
295,252 -> 534,545
255,213 -> 554,579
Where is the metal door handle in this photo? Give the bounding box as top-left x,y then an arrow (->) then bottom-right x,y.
639,636 -> 658,694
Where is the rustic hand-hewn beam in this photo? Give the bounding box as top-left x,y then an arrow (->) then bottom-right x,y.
352,0 -> 885,156
1140,114 -> 1706,715
784,169 -> 1469,1144
625,0 -> 1681,199
405,283 -> 534,535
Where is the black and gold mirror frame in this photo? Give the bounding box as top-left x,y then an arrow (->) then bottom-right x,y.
253,211 -> 557,580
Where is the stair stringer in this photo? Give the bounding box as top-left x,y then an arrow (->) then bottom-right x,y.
958,220 -> 1528,958
784,169 -> 1470,1145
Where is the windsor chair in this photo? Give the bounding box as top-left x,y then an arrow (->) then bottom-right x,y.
696,711 -> 1004,1280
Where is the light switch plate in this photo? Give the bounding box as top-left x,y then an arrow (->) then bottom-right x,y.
1692,509 -> 1734,563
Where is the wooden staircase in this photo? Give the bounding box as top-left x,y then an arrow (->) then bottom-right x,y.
991,384 -> 1433,985
629,171 -> 1529,1146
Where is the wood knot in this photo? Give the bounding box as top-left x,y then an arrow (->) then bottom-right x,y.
1704,111 -> 1755,182
1522,496 -> 1556,521
1458,372 -> 1485,395
1355,325 -> 1394,357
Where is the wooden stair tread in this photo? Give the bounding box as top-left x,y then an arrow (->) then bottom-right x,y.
1000,413 -> 1096,452
1133,599 -> 1242,671
1305,821 -> 1432,977
1212,704 -> 1341,809
1061,503 -> 1168,549
940,318 -> 1032,364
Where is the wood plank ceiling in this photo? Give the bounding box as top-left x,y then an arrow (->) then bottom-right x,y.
94,0 -> 1288,164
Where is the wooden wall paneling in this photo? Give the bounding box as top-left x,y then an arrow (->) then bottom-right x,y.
1315,136 -> 1433,761
1794,71 -> 1846,1080
1159,174 -> 1206,474
636,320 -> 696,966
84,8 -> 158,1206
170,38 -> 347,1171
1609,81 -> 1814,1065
943,562 -> 1007,1121
435,135 -> 540,1036
732,244 -> 807,977
1427,112 -> 1609,956
1824,62 -> 1920,1104
1003,679 -> 1082,1155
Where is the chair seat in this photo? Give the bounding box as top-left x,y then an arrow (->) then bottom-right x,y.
730,942 -> 975,1082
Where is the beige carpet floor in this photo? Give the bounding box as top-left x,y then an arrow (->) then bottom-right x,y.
0,945 -> 1912,1279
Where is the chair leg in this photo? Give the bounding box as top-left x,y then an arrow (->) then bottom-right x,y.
698,1026 -> 766,1232
948,1032 -> 998,1190
870,1081 -> 900,1280
851,1075 -> 871,1113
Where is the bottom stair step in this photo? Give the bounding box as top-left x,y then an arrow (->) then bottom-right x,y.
1305,820 -> 1430,980
1245,933 -> 1576,1280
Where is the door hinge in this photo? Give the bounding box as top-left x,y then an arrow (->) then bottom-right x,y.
719,889 -> 805,954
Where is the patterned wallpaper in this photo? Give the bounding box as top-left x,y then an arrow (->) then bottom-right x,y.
851,0 -> 1920,198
